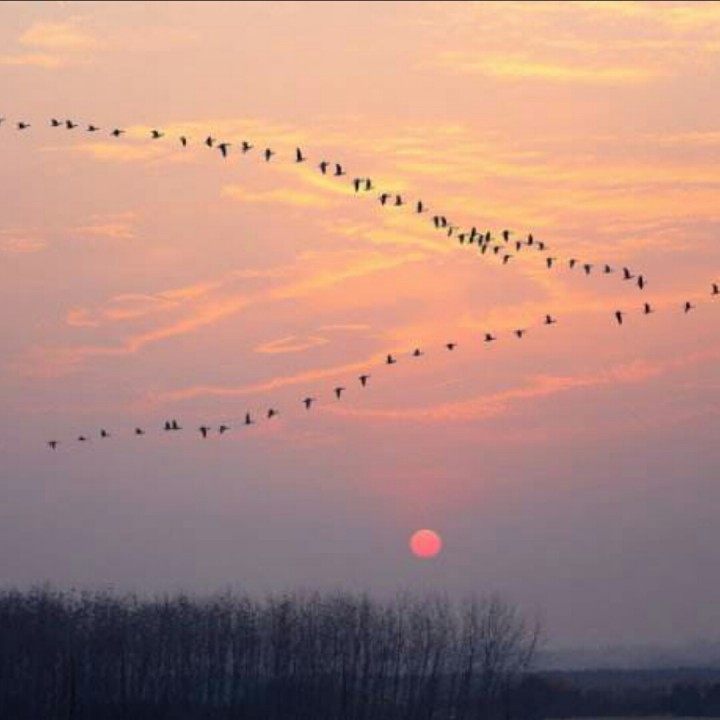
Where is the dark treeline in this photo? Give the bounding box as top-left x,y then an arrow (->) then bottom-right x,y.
0,587 -> 539,720
514,669 -> 720,719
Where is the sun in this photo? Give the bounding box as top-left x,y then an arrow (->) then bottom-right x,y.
409,529 -> 443,559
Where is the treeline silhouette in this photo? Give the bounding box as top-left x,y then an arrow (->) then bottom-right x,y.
515,669 -> 720,719
0,587 -> 538,720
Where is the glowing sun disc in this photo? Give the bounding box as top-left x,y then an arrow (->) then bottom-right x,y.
409,529 -> 443,559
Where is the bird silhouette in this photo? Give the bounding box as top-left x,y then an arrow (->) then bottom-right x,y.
241,141 -> 253,153
446,342 -> 457,351
218,425 -> 230,434
319,160 -> 329,174
643,302 -> 653,315
205,136 -> 215,148
111,128 -> 125,137
66,120 -> 78,129
151,130 -> 164,139
386,354 -> 397,365
637,275 -> 646,290
78,436 -> 88,442
87,125 -> 100,132
394,194 -> 403,206
264,148 -> 275,162
199,426 -> 210,438
684,301 -> 695,313
364,178 -> 373,191
502,254 -> 513,265
527,233 -> 534,246
416,200 -> 426,213
218,142 -> 230,158
514,329 -> 526,339
359,374 -> 370,387
48,441 -> 58,450
135,428 -> 145,436
50,118 -> 62,127
484,333 -> 496,342
334,387 -> 345,399
622,267 -> 634,280
379,193 -> 391,206
164,421 -> 172,431
179,136 -> 188,147
546,257 -> 556,269
100,429 -> 110,438
604,264 -> 613,274
244,413 -> 254,426
302,397 -> 315,410
353,178 -> 362,192
17,122 -> 30,130
583,263 -> 593,275
334,163 -> 346,176
412,348 -> 423,357
545,314 -> 557,325
502,230 -> 511,242
615,310 -> 625,325
569,258 -> 578,269
712,283 -> 719,296
295,147 -> 306,163
267,408 -> 279,419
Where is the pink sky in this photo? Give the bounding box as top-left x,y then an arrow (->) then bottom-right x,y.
1,1 -> 719,647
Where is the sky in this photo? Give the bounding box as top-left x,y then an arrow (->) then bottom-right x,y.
1,0 -> 720,649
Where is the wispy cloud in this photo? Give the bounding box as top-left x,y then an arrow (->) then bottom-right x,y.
222,184 -> 334,209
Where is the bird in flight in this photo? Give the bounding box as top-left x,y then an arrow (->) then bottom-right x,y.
135,428 -> 145,436
302,397 -> 315,410
684,301 -> 695,313
583,263 -> 593,276
218,142 -> 230,158
100,429 -> 110,438
502,254 -> 513,265
48,441 -> 58,450
545,314 -> 557,325
241,141 -> 253,153
353,178 -> 363,192
151,129 -> 164,139
514,329 -> 526,339
87,125 -> 100,132
364,178 -> 373,191
17,122 -> 30,130
484,333 -> 496,343
622,267 -> 634,281
446,342 -> 457,351
386,354 -> 397,365
546,257 -> 556,269
359,374 -> 370,387
66,120 -> 78,129
637,275 -> 646,290
643,302 -> 653,315
50,118 -> 62,127
264,148 -> 275,162
569,258 -> 578,269
199,426 -> 210,439
78,436 -> 88,443
319,160 -> 329,174
218,425 -> 230,434
111,128 -> 125,137
604,264 -> 613,274
412,348 -> 423,357
712,283 -> 719,296
416,200 -> 426,213
615,310 -> 625,325
244,413 -> 254,426
379,193 -> 391,206
267,408 -> 279,419
334,387 -> 345,399
334,163 -> 346,176
295,147 -> 306,163
394,194 -> 404,207
205,136 -> 215,148
179,136 -> 188,147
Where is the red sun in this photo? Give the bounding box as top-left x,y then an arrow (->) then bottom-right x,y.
409,529 -> 443,559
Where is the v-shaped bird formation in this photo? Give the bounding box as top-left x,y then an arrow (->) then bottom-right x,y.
0,114 -> 712,450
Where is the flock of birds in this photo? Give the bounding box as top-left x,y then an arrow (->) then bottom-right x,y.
0,116 -> 714,449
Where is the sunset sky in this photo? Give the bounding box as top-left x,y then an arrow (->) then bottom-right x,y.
1,0 -> 720,649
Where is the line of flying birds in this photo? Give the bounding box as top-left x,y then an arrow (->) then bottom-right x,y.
44,284 -> 718,450
0,115 -> 650,290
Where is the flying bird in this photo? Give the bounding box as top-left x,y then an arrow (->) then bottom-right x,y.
546,257 -> 556,269
241,141 -> 253,153
386,354 -> 397,365
484,333 -> 496,343
379,193 -> 391,206
544,314 -> 557,325
502,254 -> 513,265
179,135 -> 187,147
622,267 -> 634,280
50,118 -> 62,127
637,275 -> 646,290
364,178 -> 373,191
514,329 -> 526,339
244,413 -> 254,426
615,310 -> 624,325
17,122 -> 30,130
48,441 -> 58,450
446,343 -> 457,351
295,147 -> 306,163
643,302 -> 653,315
264,148 -> 275,162
359,374 -> 370,387
78,436 -> 87,443
712,283 -> 719,296
412,348 -> 423,357
87,125 -> 100,132
527,233 -> 534,246
205,136 -> 215,147
603,264 -> 613,274
199,426 -> 210,438
583,263 -> 593,275
416,200 -> 426,213
684,301 -> 695,313
267,408 -> 279,419
171,420 -> 181,431
569,258 -> 577,269
334,163 -> 346,176
537,241 -> 546,251
135,428 -> 145,436
334,387 -> 345,399
164,421 -> 172,431
218,142 -> 230,158
151,129 -> 164,139
218,425 -> 230,434
66,120 -> 78,129
353,178 -> 362,192
394,194 -> 403,206
319,160 -> 329,174
302,397 -> 315,410
111,128 -> 125,137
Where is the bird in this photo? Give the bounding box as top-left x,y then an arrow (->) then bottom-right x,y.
583,263 -> 593,276
446,343 -> 457,351
218,142 -> 230,158
205,136 -> 215,147
394,194 -> 403,206
615,310 -> 624,325
514,329 -> 526,339
458,233 -> 467,244
334,163 -> 346,176
502,254 -> 513,265
546,257 -> 556,269
544,314 -> 557,325
359,374 -> 370,387
17,122 -> 30,130
515,241 -> 523,252
527,233 -> 534,246
712,283 -> 719,296
412,348 -> 423,357
484,333 -> 496,343
50,118 -> 62,127
637,275 -> 646,290
78,436 -> 88,443
353,178 -> 363,192
100,429 -> 110,438
218,425 -> 230,434
334,387 -> 345,400
364,178 -> 373,191
48,441 -> 58,450
502,230 -> 511,242
135,428 -> 145,436
603,264 -> 613,274
319,160 -> 329,174
241,141 -> 253,153
537,241 -> 546,251
302,397 -> 315,410
643,302 -> 653,315
0,117 -> 5,126
199,426 -> 210,438
163,421 -> 172,431
244,413 -> 254,426
171,420 -> 181,431
111,128 -> 125,137
416,200 -> 426,213
569,258 -> 577,269
66,120 -> 78,129
379,193 -> 391,206
622,267 -> 634,281
295,147 -> 306,163
87,125 -> 100,132
493,245 -> 501,255
179,136 -> 187,147
267,408 -> 279,419
264,148 -> 275,162
151,129 -> 164,139
684,301 -> 695,313
386,354 -> 397,365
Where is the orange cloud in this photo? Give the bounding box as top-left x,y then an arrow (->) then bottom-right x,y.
19,20 -> 97,52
